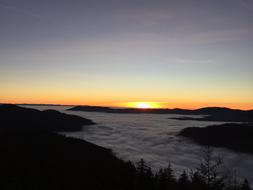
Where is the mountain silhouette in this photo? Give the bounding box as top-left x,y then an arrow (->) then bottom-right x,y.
179,123 -> 253,154
68,105 -> 253,122
0,104 -> 95,132
172,109 -> 253,122
0,128 -> 136,190
68,105 -> 247,114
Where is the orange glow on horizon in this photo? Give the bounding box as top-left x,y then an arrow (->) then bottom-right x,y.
1,81 -> 252,110
0,98 -> 252,110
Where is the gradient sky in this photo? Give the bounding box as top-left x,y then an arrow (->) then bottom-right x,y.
1,0 -> 253,109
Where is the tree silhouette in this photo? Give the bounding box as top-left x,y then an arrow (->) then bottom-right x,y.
196,147 -> 225,190
132,149 -> 251,190
241,179 -> 251,190
135,159 -> 155,190
178,171 -> 190,190
191,171 -> 206,190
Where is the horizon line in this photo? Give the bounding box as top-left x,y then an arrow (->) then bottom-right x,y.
0,102 -> 252,111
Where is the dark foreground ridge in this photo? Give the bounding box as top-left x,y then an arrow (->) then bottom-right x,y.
0,128 -> 136,190
1,129 -> 251,190
0,104 -> 95,132
179,123 -> 253,154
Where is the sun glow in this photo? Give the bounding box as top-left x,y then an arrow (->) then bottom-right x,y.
136,102 -> 150,108
125,102 -> 162,109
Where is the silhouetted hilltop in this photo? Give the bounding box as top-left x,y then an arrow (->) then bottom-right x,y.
69,105 -> 116,112
0,104 -> 95,131
195,107 -> 242,114
68,105 -> 251,115
178,123 -> 253,154
0,128 -> 136,190
173,109 -> 253,122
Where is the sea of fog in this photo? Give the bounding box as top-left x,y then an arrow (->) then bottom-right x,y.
23,105 -> 253,182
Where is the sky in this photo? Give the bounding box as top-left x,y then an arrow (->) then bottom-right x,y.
0,0 -> 253,109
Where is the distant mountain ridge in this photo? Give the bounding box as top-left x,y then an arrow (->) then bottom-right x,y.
172,107 -> 253,122
68,105 -> 252,114
68,105 -> 253,122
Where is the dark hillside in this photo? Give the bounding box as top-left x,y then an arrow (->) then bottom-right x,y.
0,104 -> 95,131
179,123 -> 253,154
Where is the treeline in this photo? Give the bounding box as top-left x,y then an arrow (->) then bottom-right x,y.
128,148 -> 251,190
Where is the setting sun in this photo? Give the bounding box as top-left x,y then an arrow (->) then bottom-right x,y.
125,102 -> 162,109
136,102 -> 150,108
